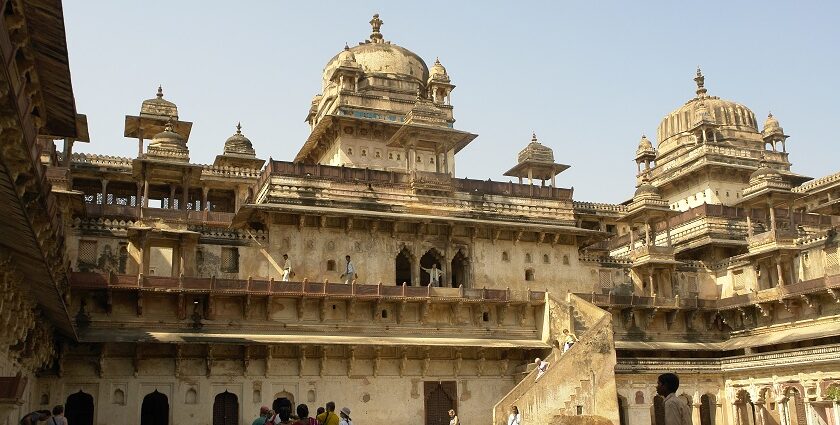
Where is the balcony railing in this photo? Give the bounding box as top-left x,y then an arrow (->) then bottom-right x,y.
69,272 -> 546,303
746,229 -> 798,249
83,203 -> 235,225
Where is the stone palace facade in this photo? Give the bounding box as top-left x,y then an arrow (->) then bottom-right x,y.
0,4 -> 839,425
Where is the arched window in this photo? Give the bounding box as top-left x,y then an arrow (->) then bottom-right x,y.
543,254 -> 550,264
563,254 -> 570,265
501,252 -> 509,262
112,388 -> 125,405
700,394 -> 716,425
347,148 -> 353,155
635,391 -> 645,405
326,260 -> 336,271
525,269 -> 535,281
525,253 -> 532,263
185,388 -> 197,404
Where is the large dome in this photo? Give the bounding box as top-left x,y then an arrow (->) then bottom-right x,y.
321,14 -> 428,90
656,69 -> 758,153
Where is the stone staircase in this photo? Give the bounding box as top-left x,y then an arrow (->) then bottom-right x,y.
492,293 -> 619,425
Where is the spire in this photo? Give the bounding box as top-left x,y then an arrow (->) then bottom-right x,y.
369,14 -> 384,43
435,57 -> 441,65
694,67 -> 707,97
157,85 -> 164,99
236,121 -> 242,134
344,43 -> 350,51
531,132 -> 538,143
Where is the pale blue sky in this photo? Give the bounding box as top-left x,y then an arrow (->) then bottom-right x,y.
63,1 -> 840,203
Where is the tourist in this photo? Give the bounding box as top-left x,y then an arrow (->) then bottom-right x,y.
19,410 -> 50,425
507,405 -> 521,425
422,263 -> 443,287
268,407 -> 293,425
293,404 -> 317,425
252,406 -> 271,425
340,255 -> 356,284
656,373 -> 692,425
316,407 -> 325,418
338,407 -> 352,425
316,402 -> 339,425
448,409 -> 459,425
46,406 -> 67,425
562,329 -> 578,353
534,357 -> 549,381
282,254 -> 293,282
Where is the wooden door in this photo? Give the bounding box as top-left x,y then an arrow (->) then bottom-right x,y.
213,391 -> 239,425
424,381 -> 457,425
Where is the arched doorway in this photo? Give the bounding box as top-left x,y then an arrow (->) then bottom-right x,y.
700,393 -> 716,425
424,381 -> 457,425
450,250 -> 468,288
66,390 -> 94,425
419,249 -> 444,287
396,248 -> 413,285
736,390 -> 756,425
141,390 -> 169,425
272,392 -> 294,416
784,387 -> 807,425
213,391 -> 239,425
617,395 -> 629,425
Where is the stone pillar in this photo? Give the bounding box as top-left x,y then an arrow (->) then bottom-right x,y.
435,150 -> 441,173
527,168 -> 533,186
665,219 -> 672,247
715,402 -> 724,425
831,402 -> 840,425
777,399 -> 788,425
181,175 -> 190,211
135,181 -> 143,211
169,184 -> 177,209
142,178 -> 150,208
645,221 -> 651,246
409,148 -> 417,172
776,257 -> 785,286
137,136 -> 144,158
100,179 -> 109,205
234,187 -> 242,212
649,273 -> 655,297
63,138 -> 74,167
442,149 -> 450,175
732,403 -> 742,425
769,203 -> 776,231
629,225 -> 635,250
746,214 -> 753,237
550,172 -> 556,188
692,402 -> 702,425
201,187 -> 209,211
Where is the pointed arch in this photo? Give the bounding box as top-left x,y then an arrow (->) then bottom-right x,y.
141,390 -> 169,425
451,248 -> 470,288
66,390 -> 94,425
419,248 -> 445,286
395,246 -> 414,285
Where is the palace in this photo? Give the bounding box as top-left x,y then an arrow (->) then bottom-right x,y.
0,3 -> 839,425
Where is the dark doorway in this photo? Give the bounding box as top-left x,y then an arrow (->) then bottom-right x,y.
700,394 -> 716,425
66,390 -> 94,425
424,381 -> 457,425
617,396 -> 629,425
213,391 -> 239,425
396,248 -> 413,285
419,249 -> 443,286
272,397 -> 292,417
450,250 -> 468,288
141,390 -> 169,425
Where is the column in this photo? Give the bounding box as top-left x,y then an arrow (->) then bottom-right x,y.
409,148 -> 416,172
201,187 -> 209,211
550,171 -> 556,188
649,273 -> 655,297
142,178 -> 150,208
732,403 -> 742,425
746,214 -> 754,237
442,149 -> 449,175
769,202 -> 776,231
665,219 -> 673,246
434,149 -> 441,173
629,225 -> 635,250
135,182 -> 143,211
62,138 -> 74,167
831,402 -> 840,425
181,176 -> 190,211
776,257 -> 785,286
234,187 -> 242,212
692,402 -> 702,425
137,136 -> 144,158
527,168 -> 533,185
339,75 -> 344,91
645,221 -> 651,246
518,176 -> 523,184
100,179 -> 109,205
804,402 -> 816,425
169,185 -> 177,209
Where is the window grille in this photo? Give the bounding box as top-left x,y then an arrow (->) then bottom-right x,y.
221,247 -> 239,273
78,240 -> 98,266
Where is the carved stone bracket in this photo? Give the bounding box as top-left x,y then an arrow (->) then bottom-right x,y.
421,347 -> 431,377
519,304 -> 529,327
133,344 -> 142,377
705,311 -> 720,331
399,347 -> 408,377
800,294 -> 818,311
243,345 -> 251,376
346,298 -> 356,321
828,288 -> 840,303
136,291 -> 144,316
396,300 -> 408,324
641,308 -> 658,330
298,345 -> 306,377
372,347 -> 381,377
476,348 -> 486,377
174,344 -> 183,378
496,303 -> 508,326
684,309 -> 698,331
265,345 -> 273,378
449,301 -> 462,325
779,298 -> 795,313
665,310 -> 678,330
205,345 -> 213,377
319,347 -> 327,377
319,298 -> 328,322
420,300 -> 432,324
620,308 -> 634,330
346,345 -> 355,377
755,302 -> 772,318
296,297 -> 305,321
513,230 -> 523,246
453,348 -> 462,377
243,294 -> 252,319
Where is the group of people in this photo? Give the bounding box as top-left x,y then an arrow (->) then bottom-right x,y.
533,329 -> 579,382
253,401 -> 352,425
19,406 -> 67,425
282,254 -> 357,285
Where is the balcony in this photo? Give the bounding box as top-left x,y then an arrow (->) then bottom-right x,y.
84,203 -> 234,225
630,245 -> 676,267
746,229 -> 798,253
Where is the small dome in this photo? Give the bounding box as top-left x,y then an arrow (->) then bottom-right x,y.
321,15 -> 429,91
750,162 -> 781,181
140,86 -> 178,119
151,122 -> 184,144
224,122 -> 256,157
634,181 -> 660,197
338,44 -> 356,62
517,133 -> 554,164
636,135 -> 655,156
762,112 -> 785,137
429,57 -> 449,82
656,68 -> 757,154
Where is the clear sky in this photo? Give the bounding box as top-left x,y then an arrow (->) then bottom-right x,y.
63,1 -> 840,203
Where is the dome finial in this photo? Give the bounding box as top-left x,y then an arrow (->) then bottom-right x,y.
236,122 -> 242,134
369,13 -> 384,43
531,132 -> 538,142
164,115 -> 175,132
157,85 -> 164,99
694,67 -> 707,97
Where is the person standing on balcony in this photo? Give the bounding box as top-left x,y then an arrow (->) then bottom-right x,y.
562,329 -> 578,353
422,263 -> 443,286
507,406 -> 521,425
340,255 -> 356,284
657,373 -> 692,425
448,409 -> 459,425
282,254 -> 292,282
534,357 -> 549,381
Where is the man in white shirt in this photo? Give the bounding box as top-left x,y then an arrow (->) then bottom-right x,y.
281,254 -> 292,282
422,263 -> 443,287
657,373 -> 693,425
340,255 -> 356,284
